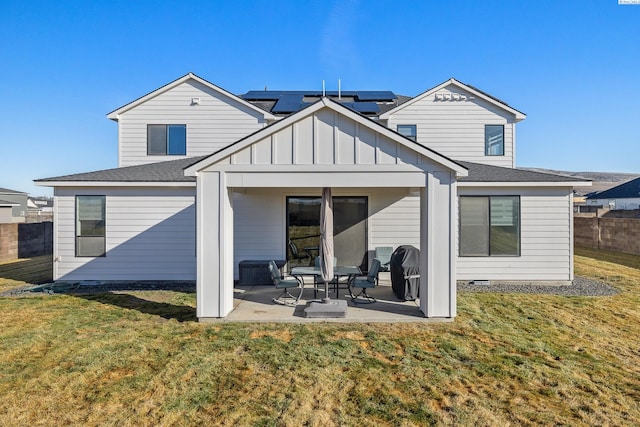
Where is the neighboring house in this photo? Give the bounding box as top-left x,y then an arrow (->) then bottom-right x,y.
586,177 -> 640,210
36,73 -> 589,320
0,187 -> 28,223
27,196 -> 54,222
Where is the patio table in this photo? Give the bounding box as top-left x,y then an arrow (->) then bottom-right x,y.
290,265 -> 361,299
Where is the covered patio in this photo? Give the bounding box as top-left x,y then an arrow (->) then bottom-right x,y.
184,98 -> 468,321
220,273 -> 450,323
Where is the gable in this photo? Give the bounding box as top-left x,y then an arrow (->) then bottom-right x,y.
380,78 -> 526,122
185,100 -> 468,176
107,73 -> 275,121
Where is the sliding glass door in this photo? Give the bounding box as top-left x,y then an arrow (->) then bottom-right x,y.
286,196 -> 367,267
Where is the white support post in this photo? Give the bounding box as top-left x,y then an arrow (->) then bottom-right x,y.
419,172 -> 457,318
196,171 -> 234,319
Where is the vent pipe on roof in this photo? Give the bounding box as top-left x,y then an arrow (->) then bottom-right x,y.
338,78 -> 341,99
322,80 -> 325,97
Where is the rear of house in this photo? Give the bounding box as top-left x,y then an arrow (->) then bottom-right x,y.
36,73 -> 588,320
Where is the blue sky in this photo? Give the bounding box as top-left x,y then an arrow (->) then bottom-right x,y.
1,0 -> 638,196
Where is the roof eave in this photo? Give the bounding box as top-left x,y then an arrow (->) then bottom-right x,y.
35,180 -> 196,188
106,72 -> 276,121
459,181 -> 592,187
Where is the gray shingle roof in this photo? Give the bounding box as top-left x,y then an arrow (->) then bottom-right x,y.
0,187 -> 27,194
459,161 -> 589,183
586,177 -> 640,199
36,156 -> 588,185
35,156 -> 207,183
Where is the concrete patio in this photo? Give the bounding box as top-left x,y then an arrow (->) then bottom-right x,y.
204,273 -> 453,323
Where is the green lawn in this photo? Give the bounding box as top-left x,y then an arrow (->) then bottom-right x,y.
0,248 -> 638,426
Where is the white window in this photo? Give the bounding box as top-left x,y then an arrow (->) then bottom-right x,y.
485,125 -> 504,156
397,125 -> 417,141
459,196 -> 520,256
76,196 -> 106,257
148,124 -> 187,155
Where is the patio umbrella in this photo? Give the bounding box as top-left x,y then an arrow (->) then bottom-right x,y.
320,187 -> 334,302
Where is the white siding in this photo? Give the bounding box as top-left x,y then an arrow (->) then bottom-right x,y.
54,187 -> 196,281
387,84 -> 516,168
456,186 -> 574,281
369,189 -> 421,249
117,80 -> 266,167
233,189 -> 285,278
228,110 -> 425,167
0,207 -> 12,223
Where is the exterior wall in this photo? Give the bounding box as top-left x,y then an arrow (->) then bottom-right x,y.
117,80 -> 267,167
386,84 -> 516,168
53,187 -> 196,281
457,186 -> 574,281
587,197 -> 640,210
232,187 -> 422,278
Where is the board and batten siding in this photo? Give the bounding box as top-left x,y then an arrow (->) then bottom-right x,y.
117,80 -> 267,167
227,109 -> 433,168
232,188 -> 421,278
456,186 -> 574,281
53,187 -> 196,281
386,84 -> 516,168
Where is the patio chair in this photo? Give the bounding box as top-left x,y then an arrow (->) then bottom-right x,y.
268,260 -> 302,306
349,258 -> 381,304
375,246 -> 393,272
288,240 -> 310,265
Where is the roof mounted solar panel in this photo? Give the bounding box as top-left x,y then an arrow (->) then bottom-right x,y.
354,91 -> 397,101
349,102 -> 380,113
271,94 -> 306,113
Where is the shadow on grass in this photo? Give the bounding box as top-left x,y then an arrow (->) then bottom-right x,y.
76,292 -> 197,322
575,246 -> 640,271
0,255 -> 53,284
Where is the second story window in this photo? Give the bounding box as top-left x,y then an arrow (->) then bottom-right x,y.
397,124 -> 417,141
485,125 -> 504,156
148,124 -> 187,155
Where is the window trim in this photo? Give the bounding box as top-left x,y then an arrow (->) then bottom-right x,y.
459,195 -> 520,257
75,195 -> 106,258
397,124 -> 417,142
484,124 -> 505,156
147,124 -> 187,156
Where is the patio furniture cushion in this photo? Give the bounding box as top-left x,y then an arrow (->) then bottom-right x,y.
375,246 -> 393,272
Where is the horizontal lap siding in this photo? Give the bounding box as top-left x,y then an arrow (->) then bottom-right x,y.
456,187 -> 573,281
369,189 -> 421,249
387,85 -> 515,168
118,81 -> 265,167
54,187 -> 196,281
233,190 -> 284,278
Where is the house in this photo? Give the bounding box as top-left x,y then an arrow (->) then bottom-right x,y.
0,187 -> 28,223
27,196 -> 54,222
586,177 -> 640,210
35,73 -> 589,321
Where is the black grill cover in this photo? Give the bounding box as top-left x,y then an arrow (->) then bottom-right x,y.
390,245 -> 420,301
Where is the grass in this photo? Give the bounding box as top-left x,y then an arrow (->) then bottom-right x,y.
0,255 -> 52,290
0,248 -> 638,425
